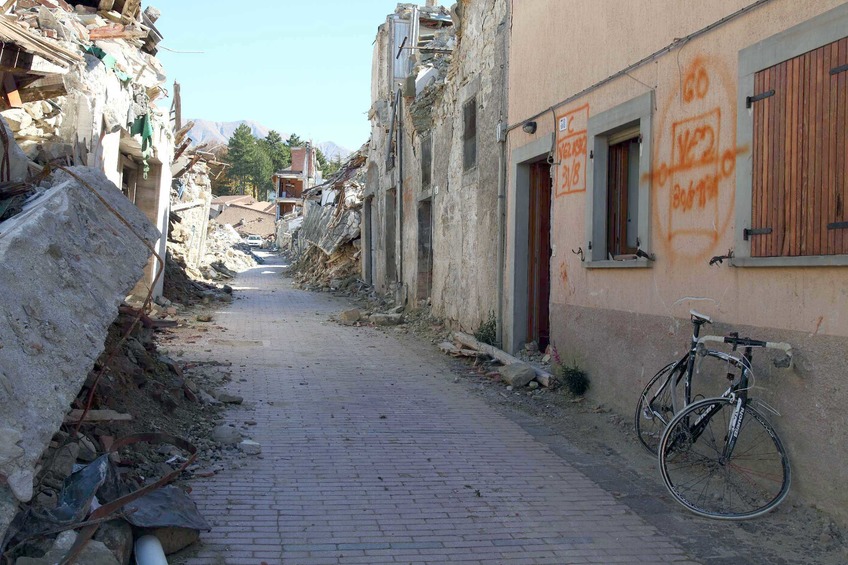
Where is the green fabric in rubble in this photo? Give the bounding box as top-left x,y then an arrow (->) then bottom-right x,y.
131,114 -> 154,178
84,45 -> 131,82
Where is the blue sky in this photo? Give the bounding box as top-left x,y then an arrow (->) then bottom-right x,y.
153,1 -> 403,151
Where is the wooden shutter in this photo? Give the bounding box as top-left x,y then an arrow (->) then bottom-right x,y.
750,37 -> 848,257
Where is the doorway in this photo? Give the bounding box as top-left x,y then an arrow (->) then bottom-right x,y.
526,162 -> 552,350
385,188 -> 397,284
416,199 -> 433,301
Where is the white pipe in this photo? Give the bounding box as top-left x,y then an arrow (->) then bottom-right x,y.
135,535 -> 168,565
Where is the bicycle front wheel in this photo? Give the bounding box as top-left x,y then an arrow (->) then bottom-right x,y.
658,397 -> 791,520
635,362 -> 679,455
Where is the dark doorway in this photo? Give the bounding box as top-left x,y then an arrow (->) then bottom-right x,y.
416,199 -> 433,301
527,162 -> 552,349
385,188 -> 397,284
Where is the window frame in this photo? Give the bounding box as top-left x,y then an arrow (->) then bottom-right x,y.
421,134 -> 432,190
462,96 -> 477,172
584,91 -> 654,268
733,3 -> 848,267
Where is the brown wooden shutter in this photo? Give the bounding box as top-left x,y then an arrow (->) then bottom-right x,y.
750,37 -> 848,257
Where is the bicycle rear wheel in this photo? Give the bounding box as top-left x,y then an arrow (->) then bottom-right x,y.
659,397 -> 791,520
635,362 -> 679,454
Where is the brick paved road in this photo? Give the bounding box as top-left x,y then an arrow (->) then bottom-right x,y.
177,254 -> 698,565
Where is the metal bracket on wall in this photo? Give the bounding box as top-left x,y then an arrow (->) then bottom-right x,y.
830,63 -> 848,76
743,227 -> 773,240
746,89 -> 775,108
572,246 -> 585,262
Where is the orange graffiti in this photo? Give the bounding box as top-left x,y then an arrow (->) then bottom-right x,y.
646,56 -> 748,257
555,104 -> 589,197
682,62 -> 710,103
559,261 -> 568,285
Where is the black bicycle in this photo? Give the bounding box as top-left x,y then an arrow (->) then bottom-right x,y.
635,310 -> 721,454
658,333 -> 792,519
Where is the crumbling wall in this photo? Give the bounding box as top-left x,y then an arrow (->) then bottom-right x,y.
0,167 -> 157,537
171,161 -> 213,269
366,0 -> 507,329
301,198 -> 361,256
0,2 -> 174,300
425,0 -> 507,331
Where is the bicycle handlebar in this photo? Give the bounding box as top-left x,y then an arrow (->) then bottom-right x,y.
698,335 -> 793,365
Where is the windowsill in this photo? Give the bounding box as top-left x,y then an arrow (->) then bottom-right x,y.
418,189 -> 433,201
731,255 -> 848,268
583,259 -> 652,269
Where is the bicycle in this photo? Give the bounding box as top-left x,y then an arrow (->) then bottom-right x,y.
658,333 -> 793,520
635,310 -> 723,454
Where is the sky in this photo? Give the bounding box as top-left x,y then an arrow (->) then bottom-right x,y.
152,1 -> 404,151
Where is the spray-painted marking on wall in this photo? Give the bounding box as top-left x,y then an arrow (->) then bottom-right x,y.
555,104 -> 589,197
647,57 -> 747,256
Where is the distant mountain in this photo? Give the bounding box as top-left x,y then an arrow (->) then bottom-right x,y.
187,119 -> 274,148
187,119 -> 353,161
317,141 -> 352,162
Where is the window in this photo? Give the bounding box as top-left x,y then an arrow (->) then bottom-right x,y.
606,135 -> 640,257
463,96 -> 477,171
735,4 -> 848,266
421,135 -> 432,189
748,37 -> 847,258
585,91 -> 653,266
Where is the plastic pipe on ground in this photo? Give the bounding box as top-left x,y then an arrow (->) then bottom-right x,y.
135,535 -> 168,565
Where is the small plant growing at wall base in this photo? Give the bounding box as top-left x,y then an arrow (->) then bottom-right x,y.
549,344 -> 590,396
474,311 -> 497,347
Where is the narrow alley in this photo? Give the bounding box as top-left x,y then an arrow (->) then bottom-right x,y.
173,254 -> 694,565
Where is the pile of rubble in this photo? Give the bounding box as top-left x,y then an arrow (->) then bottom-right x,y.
0,307 -> 224,563
163,219 -> 256,304
0,0 -> 168,174
288,146 -> 367,289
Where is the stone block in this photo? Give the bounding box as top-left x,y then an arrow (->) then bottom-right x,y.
370,313 -> 403,326
338,308 -> 361,323
499,363 -> 536,388
0,167 -> 157,538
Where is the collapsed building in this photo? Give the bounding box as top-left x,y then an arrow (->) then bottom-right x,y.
0,0 -> 178,543
285,146 -> 367,289
365,0 -> 509,329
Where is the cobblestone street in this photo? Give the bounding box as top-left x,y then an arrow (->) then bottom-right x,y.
170,254 -> 697,565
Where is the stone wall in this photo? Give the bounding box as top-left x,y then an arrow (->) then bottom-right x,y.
366,0 -> 509,333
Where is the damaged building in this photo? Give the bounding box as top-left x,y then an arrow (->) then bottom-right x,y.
273,144 -> 317,219
286,146 -> 367,288
360,0 -> 848,526
505,0 -> 848,524
365,0 -> 509,331
0,0 -> 183,543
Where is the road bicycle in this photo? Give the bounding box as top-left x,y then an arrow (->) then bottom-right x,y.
635,310 -> 722,454
658,333 -> 793,519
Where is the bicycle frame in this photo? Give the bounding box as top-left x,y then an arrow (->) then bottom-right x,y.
677,338 -> 788,462
644,316 -> 714,419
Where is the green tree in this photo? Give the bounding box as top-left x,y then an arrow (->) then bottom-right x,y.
315,148 -> 341,179
260,130 -> 291,172
249,148 -> 273,200
226,124 -> 257,194
285,133 -> 305,147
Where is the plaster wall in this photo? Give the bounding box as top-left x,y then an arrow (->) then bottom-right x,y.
506,0 -> 848,522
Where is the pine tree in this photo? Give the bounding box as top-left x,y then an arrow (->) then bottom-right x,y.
285,133 -> 304,147
226,124 -> 257,194
260,130 -> 291,172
